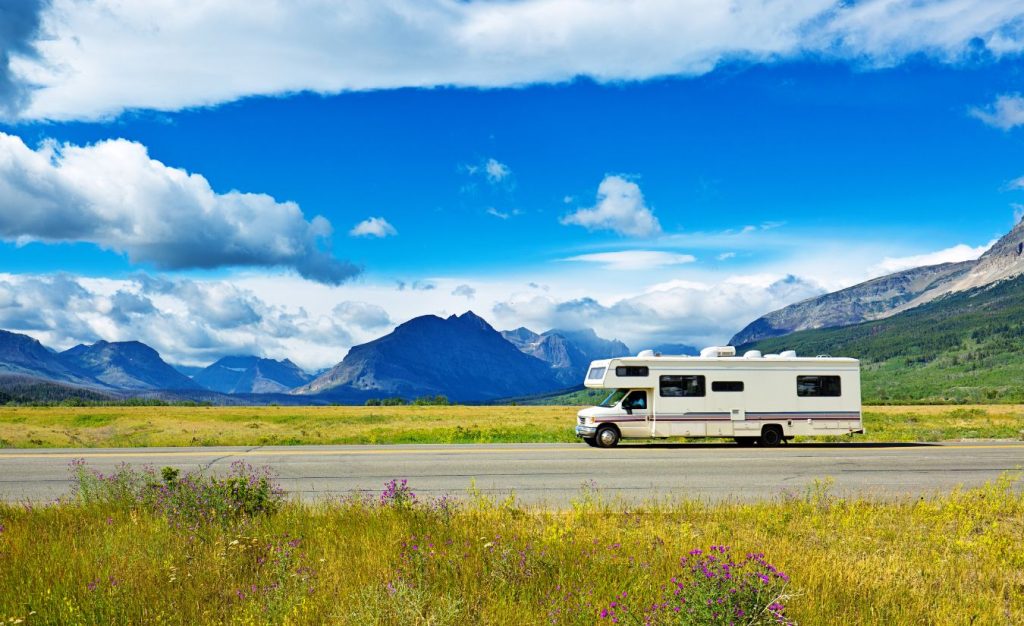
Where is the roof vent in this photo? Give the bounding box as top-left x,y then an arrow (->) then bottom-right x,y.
637,349 -> 655,358
743,350 -> 762,359
780,350 -> 797,358
700,346 -> 737,358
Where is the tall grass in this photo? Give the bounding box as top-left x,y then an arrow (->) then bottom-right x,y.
0,463 -> 1021,624
1,404 -> 1022,448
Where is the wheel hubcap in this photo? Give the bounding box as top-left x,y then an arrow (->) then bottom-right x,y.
599,430 -> 616,446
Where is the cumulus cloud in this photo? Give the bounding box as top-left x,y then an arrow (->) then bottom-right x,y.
564,250 -> 696,270
332,301 -> 392,330
869,241 -> 994,275
970,94 -> 1024,130
717,252 -> 737,261
0,273 -> 378,369
484,158 -> 511,183
561,175 -> 662,237
349,217 -> 398,238
0,0 -> 48,118
492,273 -> 825,348
0,133 -> 359,285
8,1 -> 1024,120
451,284 -> 476,299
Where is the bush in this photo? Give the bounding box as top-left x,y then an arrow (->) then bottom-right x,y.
70,458 -> 283,527
598,546 -> 792,625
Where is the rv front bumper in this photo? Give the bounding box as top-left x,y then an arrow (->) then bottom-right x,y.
575,424 -> 598,438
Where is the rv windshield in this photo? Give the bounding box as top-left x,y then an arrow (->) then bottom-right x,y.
599,389 -> 629,408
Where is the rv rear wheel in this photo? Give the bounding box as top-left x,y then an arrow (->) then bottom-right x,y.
582,437 -> 598,447
595,426 -> 620,448
734,437 -> 756,446
759,425 -> 784,446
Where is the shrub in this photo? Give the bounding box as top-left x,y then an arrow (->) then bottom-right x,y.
69,458 -> 283,527
379,479 -> 417,509
598,546 -> 792,625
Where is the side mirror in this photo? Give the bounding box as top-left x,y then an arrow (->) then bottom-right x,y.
625,406 -> 633,415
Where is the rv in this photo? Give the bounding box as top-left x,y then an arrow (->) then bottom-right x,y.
574,346 -> 863,448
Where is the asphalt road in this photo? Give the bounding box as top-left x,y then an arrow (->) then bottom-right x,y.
1,442 -> 1022,506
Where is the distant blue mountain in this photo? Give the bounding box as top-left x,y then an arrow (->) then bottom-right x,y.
502,326 -> 631,385
295,311 -> 565,401
0,330 -> 96,387
60,340 -> 201,391
194,355 -> 312,394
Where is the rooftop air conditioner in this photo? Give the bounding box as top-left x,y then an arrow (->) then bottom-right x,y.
700,346 -> 737,358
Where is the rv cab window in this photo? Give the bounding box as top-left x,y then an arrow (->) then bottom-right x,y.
622,390 -> 647,410
660,375 -> 706,397
599,389 -> 628,407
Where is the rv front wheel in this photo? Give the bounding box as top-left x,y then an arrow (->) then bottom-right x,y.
595,426 -> 620,448
759,425 -> 784,446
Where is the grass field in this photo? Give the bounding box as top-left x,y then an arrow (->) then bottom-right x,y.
0,462 -> 1020,625
0,404 -> 1022,448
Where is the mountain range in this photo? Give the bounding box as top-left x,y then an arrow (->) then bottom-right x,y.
500,327 -> 630,385
0,313 -> 631,403
193,356 -> 313,394
731,219 -> 1024,345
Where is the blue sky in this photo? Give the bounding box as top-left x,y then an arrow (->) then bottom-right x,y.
1,1 -> 1024,368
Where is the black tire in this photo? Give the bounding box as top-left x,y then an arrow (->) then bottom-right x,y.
734,437 -> 756,446
759,425 -> 784,446
595,426 -> 620,448
582,437 -> 598,447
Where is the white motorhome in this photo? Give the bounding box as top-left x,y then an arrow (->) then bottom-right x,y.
574,346 -> 863,448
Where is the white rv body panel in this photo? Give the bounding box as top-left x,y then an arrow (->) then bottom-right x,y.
575,352 -> 862,444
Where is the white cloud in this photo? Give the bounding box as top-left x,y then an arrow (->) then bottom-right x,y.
869,241 -> 994,275
486,207 -> 522,220
332,301 -> 392,330
349,217 -> 398,238
717,252 -> 737,261
492,274 -> 825,349
564,250 -> 696,271
561,175 -> 662,237
0,132 -> 357,285
452,284 -> 476,299
9,0 -> 1024,120
1013,203 -> 1024,224
970,94 -> 1024,130
1007,175 -> 1024,190
0,273 -> 376,370
484,158 -> 511,183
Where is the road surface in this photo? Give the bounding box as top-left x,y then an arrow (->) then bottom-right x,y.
1,442 -> 1022,505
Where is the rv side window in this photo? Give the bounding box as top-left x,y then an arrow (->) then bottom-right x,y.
615,366 -> 649,377
660,375 -> 705,397
711,381 -> 744,392
797,375 -> 842,397
587,367 -> 606,380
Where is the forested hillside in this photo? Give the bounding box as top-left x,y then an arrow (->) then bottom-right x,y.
746,275 -> 1024,403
